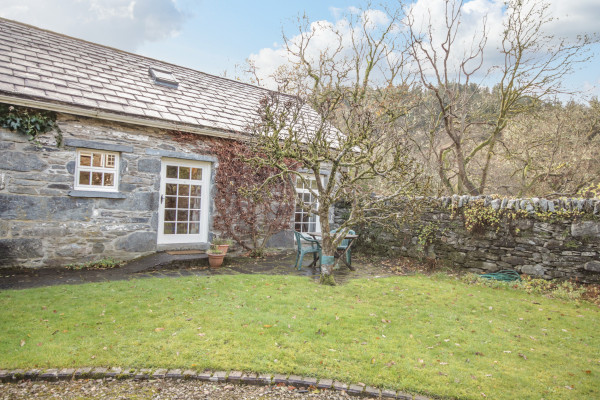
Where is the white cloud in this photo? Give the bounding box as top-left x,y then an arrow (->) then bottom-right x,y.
248,8 -> 399,89
0,0 -> 187,51
249,1 -> 599,92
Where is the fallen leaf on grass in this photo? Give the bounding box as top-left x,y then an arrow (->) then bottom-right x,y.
20,340 -> 25,347
154,327 -> 165,332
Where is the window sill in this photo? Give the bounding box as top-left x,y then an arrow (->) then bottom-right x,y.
68,190 -> 126,199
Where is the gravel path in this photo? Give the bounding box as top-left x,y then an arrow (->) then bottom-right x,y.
0,379 -> 355,400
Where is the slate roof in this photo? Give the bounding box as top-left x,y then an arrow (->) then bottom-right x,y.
0,18 -> 279,136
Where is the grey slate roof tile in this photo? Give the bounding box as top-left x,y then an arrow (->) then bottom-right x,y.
0,17 -> 320,136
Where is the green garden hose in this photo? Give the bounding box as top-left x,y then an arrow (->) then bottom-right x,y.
480,269 -> 522,282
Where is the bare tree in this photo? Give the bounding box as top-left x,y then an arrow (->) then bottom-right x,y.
497,99 -> 600,197
405,0 -> 596,195
248,7 -> 428,285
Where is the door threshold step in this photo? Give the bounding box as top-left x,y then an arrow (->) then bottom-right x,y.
166,250 -> 206,255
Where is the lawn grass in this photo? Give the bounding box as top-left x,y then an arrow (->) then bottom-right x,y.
0,273 -> 598,399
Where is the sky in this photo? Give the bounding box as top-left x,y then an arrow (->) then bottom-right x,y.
1,0 -> 599,99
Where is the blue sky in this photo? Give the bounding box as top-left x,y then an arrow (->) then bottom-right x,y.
136,0 -> 355,77
1,0 -> 599,99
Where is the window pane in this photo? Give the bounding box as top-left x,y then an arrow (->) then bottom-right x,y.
177,210 -> 188,221
103,173 -> 114,186
190,210 -> 200,222
311,179 -> 318,190
92,153 -> 102,167
106,154 -> 116,168
189,223 -> 199,234
191,168 -> 202,180
164,210 -> 176,221
178,197 -> 189,209
80,153 -> 91,166
176,223 -> 188,234
190,185 -> 201,196
179,167 -> 190,179
165,183 -> 177,195
165,196 -> 176,208
166,165 -> 178,178
189,197 -> 201,209
91,172 -> 103,186
178,184 -> 190,196
163,223 -> 175,235
79,171 -> 90,185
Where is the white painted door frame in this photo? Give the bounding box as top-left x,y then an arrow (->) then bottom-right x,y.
157,158 -> 211,245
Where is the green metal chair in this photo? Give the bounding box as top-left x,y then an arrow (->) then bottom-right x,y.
330,229 -> 355,266
294,231 -> 322,270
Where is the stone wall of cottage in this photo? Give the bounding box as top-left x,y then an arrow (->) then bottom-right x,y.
0,113 -> 225,268
337,196 -> 600,282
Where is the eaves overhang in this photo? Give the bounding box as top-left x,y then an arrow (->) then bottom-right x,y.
0,92 -> 244,141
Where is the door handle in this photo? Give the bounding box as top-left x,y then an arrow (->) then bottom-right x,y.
160,195 -> 164,204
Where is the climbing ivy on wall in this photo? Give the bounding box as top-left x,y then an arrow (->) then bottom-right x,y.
0,103 -> 62,145
169,131 -> 296,256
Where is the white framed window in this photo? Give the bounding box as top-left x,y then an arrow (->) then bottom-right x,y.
294,174 -> 320,233
74,149 -> 120,192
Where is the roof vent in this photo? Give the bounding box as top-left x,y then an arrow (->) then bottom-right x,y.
149,66 -> 178,88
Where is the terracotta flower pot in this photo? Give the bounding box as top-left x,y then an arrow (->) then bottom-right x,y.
208,253 -> 225,268
216,244 -> 229,255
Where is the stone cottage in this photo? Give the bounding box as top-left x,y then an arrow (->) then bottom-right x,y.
0,18 -> 306,267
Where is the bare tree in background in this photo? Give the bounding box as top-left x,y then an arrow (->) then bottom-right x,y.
405,0 -> 597,195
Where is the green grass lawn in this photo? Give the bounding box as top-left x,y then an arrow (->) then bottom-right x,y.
0,273 -> 598,399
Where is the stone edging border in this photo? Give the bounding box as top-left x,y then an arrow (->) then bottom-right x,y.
0,367 -> 431,400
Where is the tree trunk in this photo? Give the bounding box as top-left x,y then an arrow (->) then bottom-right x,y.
318,219 -> 337,286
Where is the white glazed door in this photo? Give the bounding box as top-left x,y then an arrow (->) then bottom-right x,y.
157,158 -> 210,245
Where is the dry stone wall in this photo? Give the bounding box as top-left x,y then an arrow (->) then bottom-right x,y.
347,196 -> 600,282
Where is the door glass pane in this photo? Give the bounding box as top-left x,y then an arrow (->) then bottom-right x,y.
190,210 -> 200,222
191,168 -> 202,180
164,223 -> 175,235
164,210 -> 176,221
189,223 -> 199,234
189,197 -> 201,209
178,184 -> 190,196
166,165 -> 178,178
165,196 -> 177,208
79,171 -> 90,185
166,183 -> 177,195
178,197 -> 189,209
179,167 -> 190,179
176,223 -> 188,234
92,153 -> 102,167
190,185 -> 201,196
80,153 -> 91,166
177,210 -> 188,221
91,172 -> 102,186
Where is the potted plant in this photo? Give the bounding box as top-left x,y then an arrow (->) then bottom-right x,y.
211,238 -> 233,255
207,246 -> 225,268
